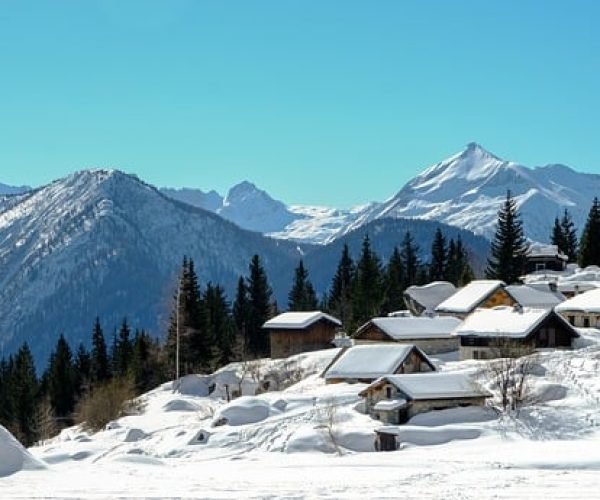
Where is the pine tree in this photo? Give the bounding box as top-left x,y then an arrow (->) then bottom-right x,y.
351,235 -> 383,328
74,343 -> 91,396
0,356 -> 15,432
131,330 -> 165,393
328,243 -> 355,328
13,343 -> 38,446
579,198 -> 600,267
485,191 -> 529,284
246,254 -> 273,357
90,317 -> 110,383
400,231 -> 420,287
114,318 -> 133,377
561,209 -> 578,262
205,283 -> 237,367
429,228 -> 447,281
382,246 -> 405,314
47,334 -> 76,421
551,216 -> 565,254
233,276 -> 250,352
288,260 -> 318,311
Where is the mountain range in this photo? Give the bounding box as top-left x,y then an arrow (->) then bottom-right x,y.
1,142 -> 597,365
162,143 -> 600,245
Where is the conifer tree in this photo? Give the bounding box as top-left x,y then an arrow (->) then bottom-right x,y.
0,356 -> 15,432
205,283 -> 237,367
233,276 -> 250,351
288,260 -> 318,311
561,209 -> 578,262
485,191 -> 528,284
114,318 -> 133,377
246,254 -> 273,357
400,231 -> 420,287
551,216 -> 565,254
579,198 -> 600,267
429,228 -> 447,281
13,343 -> 38,446
74,343 -> 91,396
90,317 -> 110,383
47,335 -> 76,421
352,235 -> 383,328
382,246 -> 405,314
327,243 -> 355,327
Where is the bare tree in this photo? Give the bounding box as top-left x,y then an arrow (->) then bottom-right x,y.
35,396 -> 58,445
486,339 -> 536,415
318,397 -> 343,455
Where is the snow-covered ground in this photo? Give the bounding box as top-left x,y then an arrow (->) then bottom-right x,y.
3,338 -> 600,498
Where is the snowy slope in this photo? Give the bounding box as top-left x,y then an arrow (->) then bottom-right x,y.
0,170 -> 304,365
3,339 -> 600,497
0,182 -> 30,196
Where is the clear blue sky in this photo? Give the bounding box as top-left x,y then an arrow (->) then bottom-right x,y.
1,0 -> 599,206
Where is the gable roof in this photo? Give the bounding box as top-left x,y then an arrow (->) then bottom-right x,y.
435,280 -> 507,314
356,316 -> 461,340
263,311 -> 342,330
360,372 -> 491,400
324,344 -> 434,381
453,306 -> 578,339
555,288 -> 600,314
505,284 -> 565,309
527,243 -> 568,261
403,281 -> 457,313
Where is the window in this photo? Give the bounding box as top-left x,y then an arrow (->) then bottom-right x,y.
385,387 -> 392,399
473,351 -> 480,360
568,316 -> 575,325
584,317 -> 590,328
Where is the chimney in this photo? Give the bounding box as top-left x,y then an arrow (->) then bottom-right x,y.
513,303 -> 523,314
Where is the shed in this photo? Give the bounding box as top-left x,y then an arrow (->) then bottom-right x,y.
323,344 -> 435,384
403,281 -> 457,316
263,311 -> 342,359
359,372 -> 490,424
555,288 -> 600,328
353,316 -> 461,354
526,243 -> 568,273
435,280 -> 516,318
453,306 -> 579,360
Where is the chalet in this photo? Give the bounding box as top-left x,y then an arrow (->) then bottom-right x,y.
526,243 -> 568,274
453,306 -> 579,360
504,284 -> 565,310
323,344 -> 435,384
555,288 -> 600,328
359,372 -> 491,425
435,280 -> 516,319
353,316 -> 461,354
403,281 -> 457,316
263,311 -> 341,359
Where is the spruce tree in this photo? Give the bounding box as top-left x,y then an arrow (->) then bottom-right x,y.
246,254 -> 273,357
47,335 -> 76,421
579,198 -> 600,267
233,276 -> 250,352
0,356 -> 15,432
351,235 -> 383,328
560,209 -> 578,262
90,317 -> 110,383
114,318 -> 133,377
382,246 -> 405,314
74,343 -> 91,396
429,228 -> 447,281
485,191 -> 529,284
288,260 -> 318,311
551,216 -> 565,254
400,231 -> 420,287
206,284 -> 237,367
328,243 -> 355,327
13,344 -> 38,446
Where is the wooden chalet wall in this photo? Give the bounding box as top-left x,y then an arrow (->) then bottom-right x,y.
269,319 -> 337,359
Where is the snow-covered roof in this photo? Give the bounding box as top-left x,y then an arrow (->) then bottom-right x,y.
365,372 -> 491,400
324,344 -> 433,381
505,284 -> 565,309
453,306 -> 556,338
404,281 -> 457,313
373,399 -> 408,411
555,288 -> 600,314
527,243 -> 568,261
358,316 -> 462,340
263,311 -> 342,330
435,280 -> 506,314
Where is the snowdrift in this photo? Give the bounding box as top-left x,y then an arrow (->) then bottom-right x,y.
0,425 -> 47,477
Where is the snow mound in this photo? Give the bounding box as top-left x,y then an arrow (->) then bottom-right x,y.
173,374 -> 214,397
531,383 -> 568,403
0,425 -> 47,477
212,397 -> 280,426
285,427 -> 338,454
163,399 -> 201,412
123,428 -> 148,443
393,426 -> 481,446
110,454 -> 165,466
